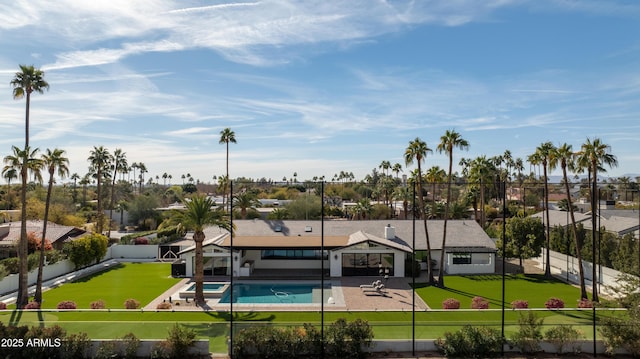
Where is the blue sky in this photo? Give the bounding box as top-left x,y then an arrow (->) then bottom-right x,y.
1,0 -> 639,184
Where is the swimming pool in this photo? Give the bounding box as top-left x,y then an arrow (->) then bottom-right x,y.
179,282 -> 229,298
219,282 -> 332,304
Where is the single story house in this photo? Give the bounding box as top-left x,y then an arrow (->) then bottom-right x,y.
177,219 -> 496,278
0,220 -> 87,258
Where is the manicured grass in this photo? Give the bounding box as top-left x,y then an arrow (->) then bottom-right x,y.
415,274 -> 584,309
0,264 -> 623,353
39,262 -> 181,309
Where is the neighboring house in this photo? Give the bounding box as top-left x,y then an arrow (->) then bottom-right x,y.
177,219 -> 496,278
533,209 -> 640,238
0,220 -> 87,258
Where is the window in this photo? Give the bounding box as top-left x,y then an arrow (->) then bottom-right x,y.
261,249 -> 327,260
452,252 -> 472,265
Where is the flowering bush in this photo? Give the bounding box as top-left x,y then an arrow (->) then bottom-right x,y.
56,300 -> 77,310
0,302 -> 6,310
156,302 -> 172,310
577,298 -> 593,308
511,300 -> 529,309
124,298 -> 140,309
134,237 -> 149,245
442,298 -> 460,309
91,299 -> 106,309
471,296 -> 489,309
24,301 -> 40,310
545,297 -> 565,309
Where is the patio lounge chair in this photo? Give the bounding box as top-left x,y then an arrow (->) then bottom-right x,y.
359,280 -> 382,289
361,283 -> 385,293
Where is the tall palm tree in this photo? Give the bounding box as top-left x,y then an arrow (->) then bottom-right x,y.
219,128 -> 236,210
550,143 -> 587,299
107,149 -> 127,238
404,137 -> 435,284
436,130 -> 469,288
34,148 -> 68,303
3,146 -> 42,304
88,146 -> 111,234
534,142 -> 556,278
180,194 -> 231,305
392,163 -> 403,180
425,166 -> 446,206
137,162 -> 147,194
2,168 -> 18,210
468,156 -> 494,228
232,191 -> 260,219
578,138 -> 618,302
70,172 -> 80,203
10,64 -> 49,308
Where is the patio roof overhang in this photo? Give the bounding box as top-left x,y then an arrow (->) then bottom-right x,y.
217,235 -> 349,250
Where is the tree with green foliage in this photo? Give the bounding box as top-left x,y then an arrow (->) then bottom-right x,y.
10,64 -> 49,308
177,194 -> 231,305
496,216 -> 545,269
285,193 -> 322,220
436,129 -> 469,288
600,274 -> 640,356
405,137 -> 435,284
64,234 -> 108,269
233,190 -> 260,219
35,148 -> 69,304
219,128 -> 236,209
107,149 -> 127,239
127,194 -> 160,230
88,146 -> 111,234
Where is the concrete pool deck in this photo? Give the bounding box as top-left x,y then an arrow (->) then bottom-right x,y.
145,277 -> 429,312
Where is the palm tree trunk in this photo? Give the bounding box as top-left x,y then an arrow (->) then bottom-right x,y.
417,165 -> 434,284
17,163 -> 28,308
35,173 -> 54,303
194,231 -> 205,305
543,165 -> 551,278
562,166 -> 587,299
438,152 -> 454,288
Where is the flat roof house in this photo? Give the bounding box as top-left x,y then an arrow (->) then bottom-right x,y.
177,219 -> 496,278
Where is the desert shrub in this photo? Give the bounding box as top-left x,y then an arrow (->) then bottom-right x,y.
165,323 -> 196,358
23,325 -> 66,359
61,332 -> 91,359
121,332 -> 140,359
511,300 -> 528,309
0,302 -> 6,310
435,325 -> 503,358
24,301 -> 40,310
156,302 -> 172,310
233,319 -> 372,359
90,299 -> 106,309
150,340 -> 171,359
577,298 -> 593,308
124,298 -> 140,309
471,296 -> 489,309
325,318 -> 374,358
545,324 -> 583,355
510,311 -> 544,354
0,264 -> 8,280
442,298 -> 460,309
545,297 -> 565,309
56,300 -> 77,310
1,257 -> 19,274
94,341 -> 118,359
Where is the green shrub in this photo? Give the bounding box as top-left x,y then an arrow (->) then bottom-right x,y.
61,332 -> 91,359
121,332 -> 140,359
165,323 -> 196,358
94,341 -> 118,359
435,325 -> 503,358
1,257 -> 19,274
233,319 -> 373,359
544,324 -> 583,355
510,311 -> 544,354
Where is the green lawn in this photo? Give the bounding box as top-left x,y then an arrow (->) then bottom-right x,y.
0,263 -> 622,353
39,262 -> 181,309
416,274 -> 585,309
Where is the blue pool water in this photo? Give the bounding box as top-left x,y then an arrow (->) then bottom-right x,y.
219,283 -> 330,304
186,283 -> 225,292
